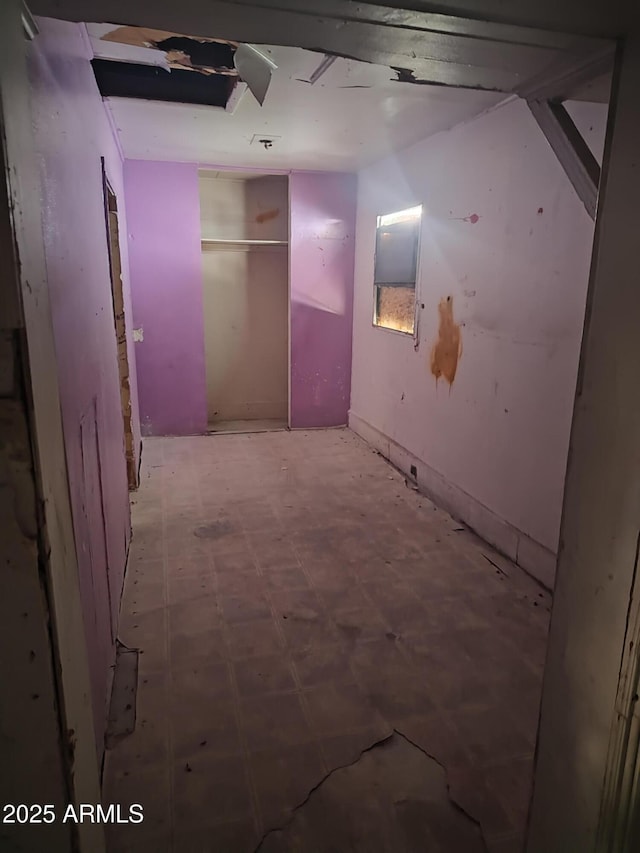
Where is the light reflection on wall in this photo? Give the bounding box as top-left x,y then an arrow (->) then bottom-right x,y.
292,215 -> 349,315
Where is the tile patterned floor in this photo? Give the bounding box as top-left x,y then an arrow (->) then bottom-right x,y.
104,428 -> 551,853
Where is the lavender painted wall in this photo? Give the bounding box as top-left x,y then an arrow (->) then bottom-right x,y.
289,172 -> 357,428
28,17 -> 138,753
124,166 -> 356,433
124,160 -> 207,436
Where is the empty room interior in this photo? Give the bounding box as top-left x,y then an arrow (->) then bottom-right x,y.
4,2 -> 640,853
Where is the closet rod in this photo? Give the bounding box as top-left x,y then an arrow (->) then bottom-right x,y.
201,238 -> 288,246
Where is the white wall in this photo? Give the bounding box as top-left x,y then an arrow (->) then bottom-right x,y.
350,96 -> 606,586
199,173 -> 289,422
200,172 -> 247,240
564,99 -> 610,165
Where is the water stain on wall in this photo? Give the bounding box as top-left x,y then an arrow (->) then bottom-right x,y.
430,296 -> 462,386
255,208 -> 280,224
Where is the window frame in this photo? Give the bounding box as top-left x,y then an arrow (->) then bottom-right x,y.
371,204 -> 423,340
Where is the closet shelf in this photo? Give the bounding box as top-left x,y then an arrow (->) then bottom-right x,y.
201,238 -> 288,246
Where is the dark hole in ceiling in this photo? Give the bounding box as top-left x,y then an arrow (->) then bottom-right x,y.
155,36 -> 236,71
91,58 -> 233,107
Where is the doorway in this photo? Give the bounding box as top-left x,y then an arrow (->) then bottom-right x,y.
198,170 -> 289,433
102,161 -> 138,488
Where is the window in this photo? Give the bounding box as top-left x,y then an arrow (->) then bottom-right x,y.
373,205 -> 422,335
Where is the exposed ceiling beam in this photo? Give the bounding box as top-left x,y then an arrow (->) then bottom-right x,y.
527,99 -> 600,220
308,54 -> 337,84
28,0 -> 620,43
21,1 -> 39,39
568,71 -> 612,103
518,42 -> 615,101
30,0 -> 612,94
180,0 -> 627,41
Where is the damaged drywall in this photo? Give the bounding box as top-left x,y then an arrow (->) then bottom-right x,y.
256,731 -> 486,852
101,26 -> 237,75
105,191 -> 138,490
430,296 -> 463,386
97,26 -> 278,108
391,65 -> 502,92
392,66 -> 431,85
91,57 -> 233,107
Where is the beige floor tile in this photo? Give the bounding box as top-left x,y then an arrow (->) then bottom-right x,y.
104,429 -> 549,852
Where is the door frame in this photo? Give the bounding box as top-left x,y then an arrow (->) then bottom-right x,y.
0,2 -> 104,850
287,171 -> 292,429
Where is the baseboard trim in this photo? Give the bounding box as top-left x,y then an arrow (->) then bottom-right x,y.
289,423 -> 348,431
348,410 -> 556,590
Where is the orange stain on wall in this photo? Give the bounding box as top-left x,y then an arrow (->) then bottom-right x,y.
430,296 -> 462,386
255,208 -> 280,224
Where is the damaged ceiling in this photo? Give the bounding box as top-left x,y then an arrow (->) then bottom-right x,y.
99,26 -> 237,75
85,19 -> 612,170
87,23 -> 506,169
89,24 -> 267,109
38,0 -> 615,93
91,59 -> 234,108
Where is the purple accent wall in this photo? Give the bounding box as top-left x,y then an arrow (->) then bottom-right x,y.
124,167 -> 356,434
27,18 -> 138,754
124,160 -> 208,436
290,172 -> 357,428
